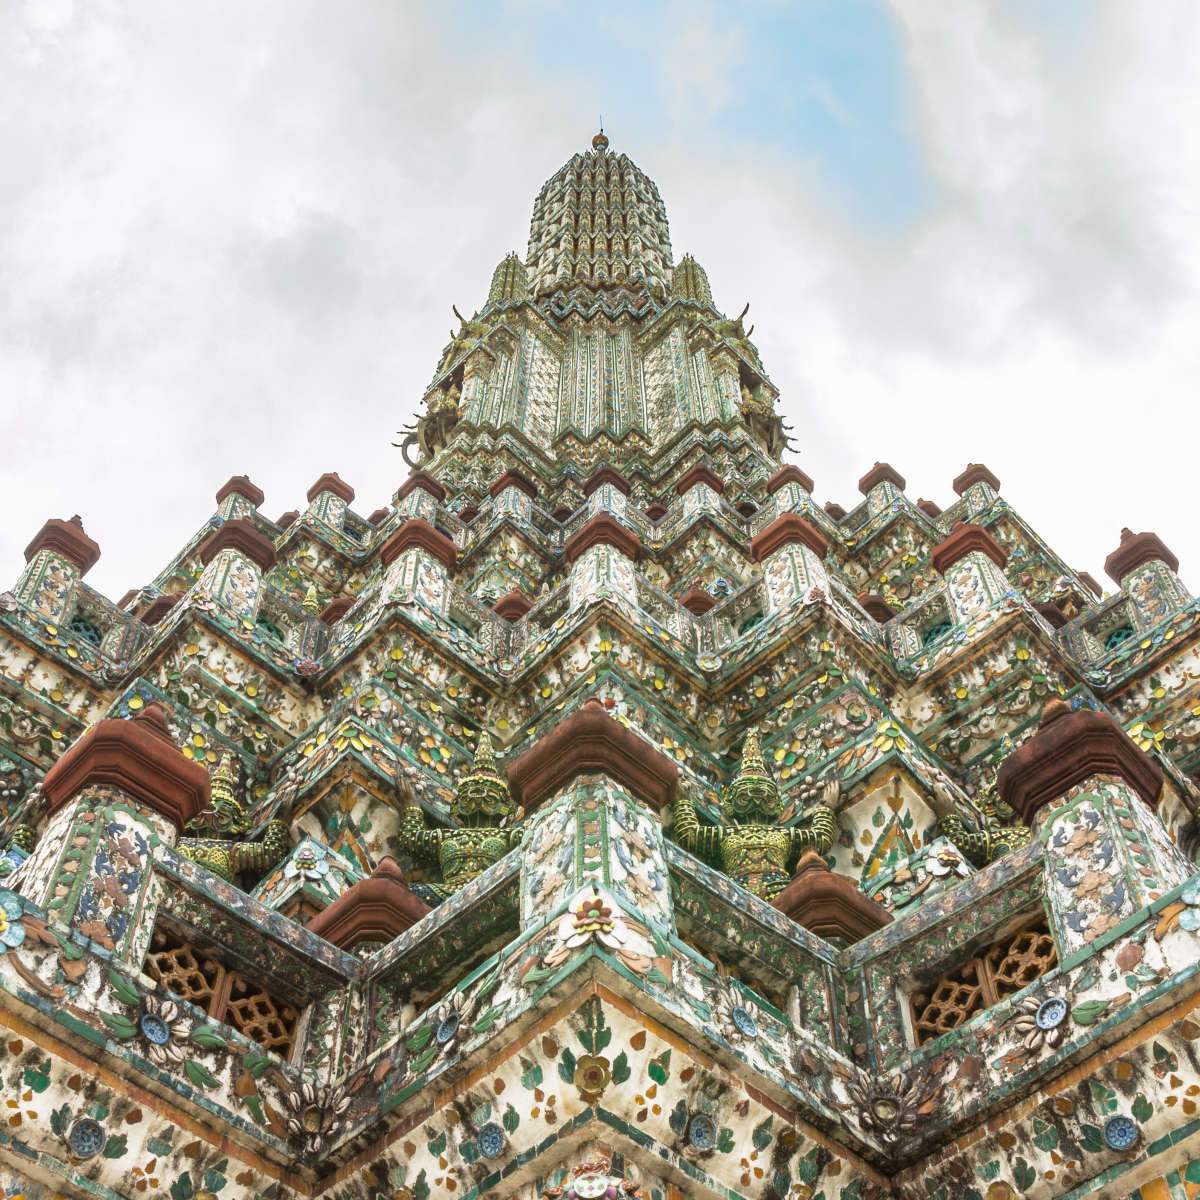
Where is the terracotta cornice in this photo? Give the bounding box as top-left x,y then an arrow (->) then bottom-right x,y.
142,594 -> 182,626
674,463 -> 725,495
320,596 -> 357,625
997,700 -> 1163,823
197,518 -> 277,573
679,586 -> 716,616
773,852 -> 893,943
396,471 -> 447,503
858,462 -> 906,494
492,590 -> 534,621
306,472 -> 355,504
507,698 -> 678,812
276,510 -> 299,530
563,514 -> 642,563
644,502 -> 669,521
750,513 -> 829,564
215,475 -> 265,508
24,517 -> 101,576
306,858 -> 430,949
1035,601 -> 1068,631
857,592 -> 896,623
824,502 -> 847,522
766,465 -> 814,495
1105,528 -> 1179,584
489,470 -> 538,500
1078,571 -> 1103,599
379,519 -> 456,572
42,705 -> 210,830
952,463 -> 1001,495
917,499 -> 942,519
582,466 -> 631,497
929,522 -> 1007,575
367,507 -> 391,526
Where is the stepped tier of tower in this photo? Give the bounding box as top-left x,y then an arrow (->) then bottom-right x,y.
0,135 -> 1198,1200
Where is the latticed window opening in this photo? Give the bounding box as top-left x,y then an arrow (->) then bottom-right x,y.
910,915 -> 1057,1046
144,924 -> 299,1058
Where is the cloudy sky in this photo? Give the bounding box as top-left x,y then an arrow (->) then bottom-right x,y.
3,1 -> 1198,598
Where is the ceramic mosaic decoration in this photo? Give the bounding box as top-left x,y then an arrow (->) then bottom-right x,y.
1,132 -> 1199,1200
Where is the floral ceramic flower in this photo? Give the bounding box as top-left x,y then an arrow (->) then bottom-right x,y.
543,890 -> 657,975
429,988 -> 477,1056
284,841 -> 329,882
709,974 -> 760,1043
137,993 -> 191,1065
845,1072 -> 931,1147
283,1080 -> 350,1158
573,1054 -> 612,1103
0,889 -> 26,952
872,721 -> 904,752
1010,994 -> 1068,1052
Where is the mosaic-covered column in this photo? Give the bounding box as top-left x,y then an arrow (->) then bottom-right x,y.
858,461 -> 906,518
1104,527 -> 1190,626
392,471 -> 446,523
195,517 -> 277,622
930,521 -> 1013,625
765,464 -> 816,521
379,518 -> 456,615
488,469 -> 537,523
674,462 -> 725,519
18,704 -> 208,965
214,474 -> 265,522
998,700 -> 1190,956
708,344 -> 742,422
951,462 -> 1001,519
749,513 -> 830,614
582,466 -> 630,521
508,698 -> 678,942
305,471 -> 355,531
564,515 -> 642,613
13,516 -> 101,622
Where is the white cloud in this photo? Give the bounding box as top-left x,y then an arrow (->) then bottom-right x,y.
1,0 -> 1197,603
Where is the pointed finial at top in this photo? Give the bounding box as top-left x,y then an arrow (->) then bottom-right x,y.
301,583 -> 320,616
473,729 -> 500,775
738,728 -> 767,779
211,754 -> 238,804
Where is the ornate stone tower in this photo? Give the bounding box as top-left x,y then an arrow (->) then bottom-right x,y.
0,133 -> 1199,1200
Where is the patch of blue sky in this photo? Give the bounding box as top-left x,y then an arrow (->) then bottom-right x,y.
442,0 -> 936,233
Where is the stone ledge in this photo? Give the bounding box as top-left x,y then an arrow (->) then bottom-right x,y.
1105,527 -> 1179,583
379,518 -> 456,572
582,466 -> 631,497
675,463 -> 725,495
929,522 -> 1007,574
307,472 -> 355,503
772,852 -> 893,943
952,463 -> 1001,495
766,464 -> 814,495
215,475 -> 265,508
24,516 -> 101,575
396,471 -> 447,503
563,514 -> 642,563
858,462 -> 905,494
750,513 -> 828,563
489,470 -> 538,500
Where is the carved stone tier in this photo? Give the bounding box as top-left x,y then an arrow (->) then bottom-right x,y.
276,510 -> 298,529
917,498 -> 942,519
367,507 -> 391,526
396,471 -> 447,503
674,463 -> 724,494
929,522 -> 1007,574
772,852 -> 893,943
750,514 -> 828,563
858,462 -> 905,494
997,700 -> 1164,824
583,466 -> 631,496
42,704 -> 209,830
824,502 -> 847,521
564,514 -> 642,563
306,472 -> 355,503
1104,527 -> 1180,583
489,470 -> 538,499
197,518 -> 277,573
508,698 -> 677,812
379,519 -> 456,572
492,590 -> 534,621
320,596 -> 357,625
644,502 -> 668,521
142,594 -> 181,626
24,516 -> 101,575
306,858 -> 430,949
215,475 -> 265,508
678,586 -> 716,616
952,463 -> 1001,495
766,464 -> 814,494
